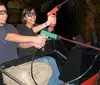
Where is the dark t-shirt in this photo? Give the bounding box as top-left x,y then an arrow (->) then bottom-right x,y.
16,24 -> 38,36
0,24 -> 18,63
16,24 -> 38,57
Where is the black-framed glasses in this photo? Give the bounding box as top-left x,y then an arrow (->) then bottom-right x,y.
0,10 -> 7,15
26,12 -> 37,17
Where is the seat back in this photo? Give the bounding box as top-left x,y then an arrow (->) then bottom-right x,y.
59,46 -> 100,84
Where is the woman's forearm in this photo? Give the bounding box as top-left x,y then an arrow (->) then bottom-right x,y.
19,42 -> 35,48
32,22 -> 49,33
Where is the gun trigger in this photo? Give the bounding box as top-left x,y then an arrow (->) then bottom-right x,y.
48,37 -> 52,40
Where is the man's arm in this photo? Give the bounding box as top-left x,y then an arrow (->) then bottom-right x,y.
5,33 -> 46,48
5,33 -> 43,43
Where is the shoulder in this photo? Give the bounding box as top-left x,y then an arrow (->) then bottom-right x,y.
5,23 -> 15,28
16,24 -> 26,33
16,24 -> 25,28
16,24 -> 26,31
5,24 -> 18,33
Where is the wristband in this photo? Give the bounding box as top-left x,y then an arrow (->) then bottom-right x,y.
45,22 -> 49,27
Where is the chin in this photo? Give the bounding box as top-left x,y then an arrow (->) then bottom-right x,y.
2,21 -> 6,24
3,22 -> 6,25
1,22 -> 6,25
31,22 -> 35,24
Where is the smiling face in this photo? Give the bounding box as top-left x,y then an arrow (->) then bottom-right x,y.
24,9 -> 36,26
0,5 -> 8,26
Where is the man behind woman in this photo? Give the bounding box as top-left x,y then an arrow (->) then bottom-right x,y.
0,2 -> 56,85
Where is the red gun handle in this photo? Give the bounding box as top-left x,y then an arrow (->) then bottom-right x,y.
50,24 -> 56,28
50,13 -> 56,28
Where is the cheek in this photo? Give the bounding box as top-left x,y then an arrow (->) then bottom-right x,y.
32,17 -> 36,21
27,18 -> 32,23
34,16 -> 36,20
5,14 -> 8,17
0,19 -> 2,23
25,19 -> 33,24
4,15 -> 8,20
0,15 -> 7,21
3,15 -> 8,20
29,18 -> 36,22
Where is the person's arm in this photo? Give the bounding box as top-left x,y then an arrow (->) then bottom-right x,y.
19,41 -> 45,49
19,42 -> 35,48
32,22 -> 49,33
5,33 -> 46,48
5,33 -> 43,43
32,15 -> 56,33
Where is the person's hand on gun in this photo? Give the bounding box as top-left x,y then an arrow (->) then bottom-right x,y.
46,15 -> 57,27
33,35 -> 47,49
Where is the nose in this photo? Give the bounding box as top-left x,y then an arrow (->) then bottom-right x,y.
4,13 -> 7,16
4,14 -> 7,17
31,15 -> 36,19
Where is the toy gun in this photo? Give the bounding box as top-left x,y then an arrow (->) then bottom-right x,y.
40,30 -> 100,51
47,0 -> 68,28
40,30 -> 60,40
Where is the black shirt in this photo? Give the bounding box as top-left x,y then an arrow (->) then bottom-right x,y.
16,24 -> 38,36
16,24 -> 38,57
